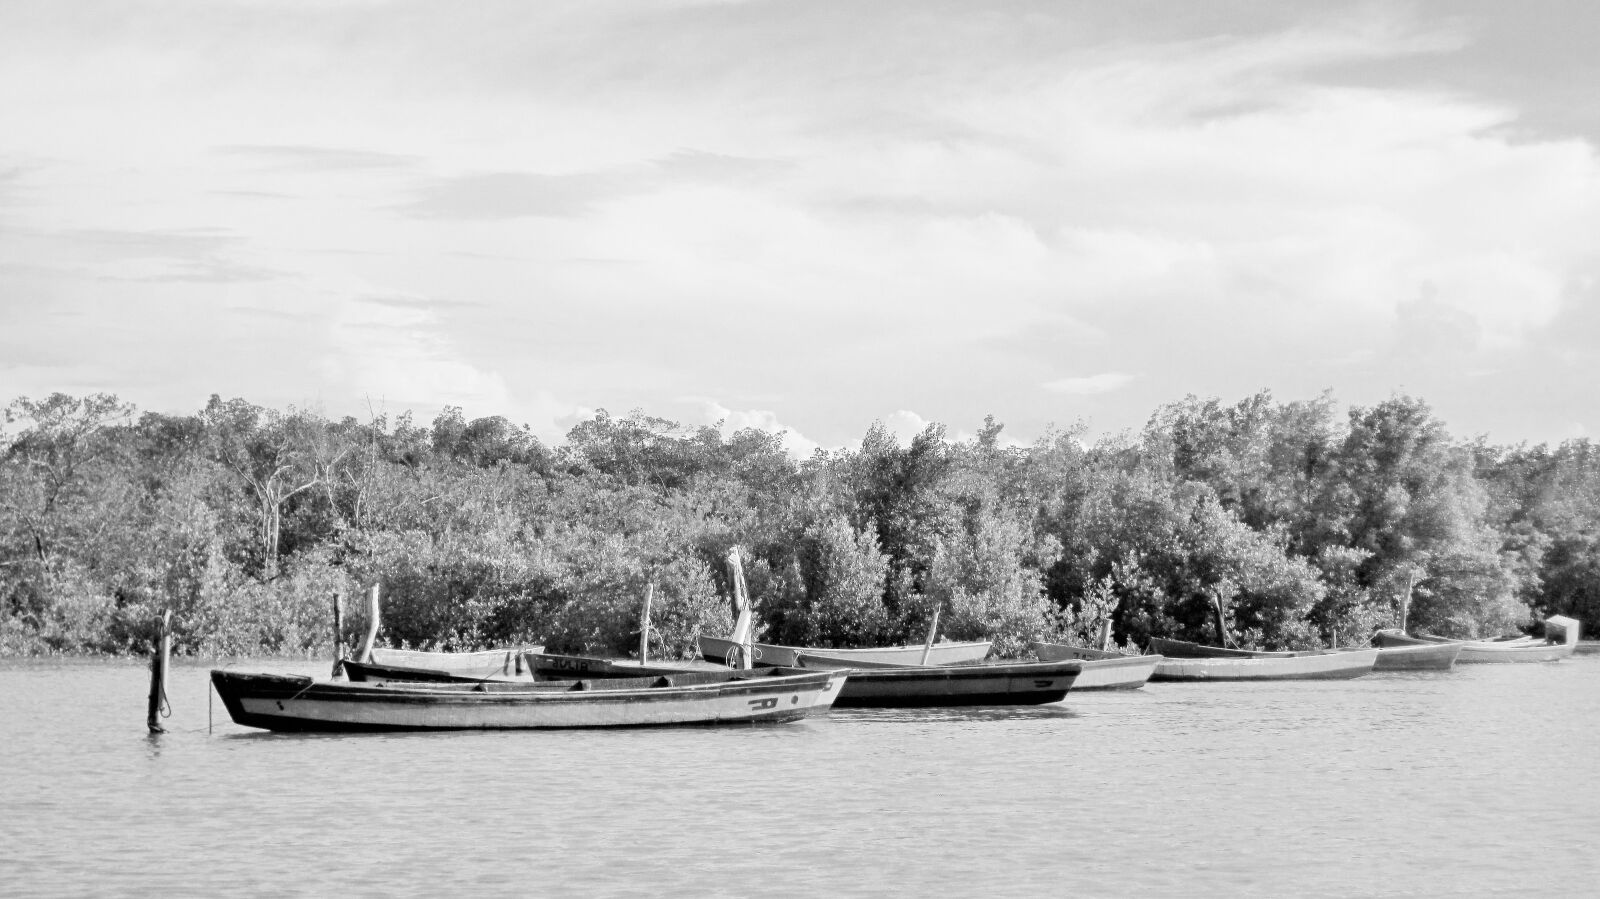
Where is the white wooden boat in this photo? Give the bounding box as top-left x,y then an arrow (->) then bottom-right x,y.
1150,648 -> 1378,682
1026,642 -> 1161,690
791,651 -> 1079,707
1372,616 -> 1579,663
211,667 -> 847,731
698,635 -> 992,668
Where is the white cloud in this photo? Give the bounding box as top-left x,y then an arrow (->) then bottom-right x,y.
1042,373 -> 1135,396
2,3 -> 1598,445
685,397 -> 824,458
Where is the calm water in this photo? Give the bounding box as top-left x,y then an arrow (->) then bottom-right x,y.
2,657 -> 1598,898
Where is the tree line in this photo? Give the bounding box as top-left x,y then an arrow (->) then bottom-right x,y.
2,390 -> 1596,658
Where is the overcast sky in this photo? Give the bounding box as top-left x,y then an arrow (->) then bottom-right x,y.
3,0 -> 1597,453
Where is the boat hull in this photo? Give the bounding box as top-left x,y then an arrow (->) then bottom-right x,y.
211,668 -> 846,731
1373,642 -> 1462,670
793,654 -> 1080,707
1027,643 -> 1161,690
697,636 -> 992,667
1151,649 -> 1378,682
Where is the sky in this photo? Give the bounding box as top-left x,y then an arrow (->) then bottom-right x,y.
2,0 -> 1598,454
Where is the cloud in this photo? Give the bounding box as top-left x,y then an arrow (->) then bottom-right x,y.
685,397 -> 823,458
214,145 -> 420,172
319,294 -> 515,421
401,172 -> 624,220
1042,373 -> 1135,396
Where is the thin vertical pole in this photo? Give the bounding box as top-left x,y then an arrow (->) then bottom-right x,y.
920,605 -> 941,665
1399,571 -> 1416,634
331,589 -> 345,677
359,583 -> 380,663
639,582 -> 654,665
1211,591 -> 1230,648
146,609 -> 172,733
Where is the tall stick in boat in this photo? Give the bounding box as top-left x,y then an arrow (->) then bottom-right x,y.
1210,590 -> 1229,648
726,547 -> 753,669
639,581 -> 654,665
358,583 -> 380,663
1399,570 -> 1416,633
919,603 -> 942,665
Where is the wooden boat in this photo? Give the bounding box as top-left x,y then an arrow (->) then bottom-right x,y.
1574,640 -> 1600,656
210,667 -> 848,731
1026,642 -> 1161,690
1370,639 -> 1462,671
1150,648 -> 1378,682
698,635 -> 992,668
1371,616 -> 1579,663
791,651 -> 1080,707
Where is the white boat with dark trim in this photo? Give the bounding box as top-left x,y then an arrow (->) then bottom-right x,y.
1027,642 -> 1161,690
210,667 -> 846,731
1150,648 -> 1379,682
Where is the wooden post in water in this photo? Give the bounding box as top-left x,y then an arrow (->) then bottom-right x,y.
639,582 -> 654,665
331,588 -> 345,677
919,604 -> 942,665
358,583 -> 381,663
146,609 -> 172,734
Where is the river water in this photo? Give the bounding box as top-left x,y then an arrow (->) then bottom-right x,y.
2,657 -> 1597,898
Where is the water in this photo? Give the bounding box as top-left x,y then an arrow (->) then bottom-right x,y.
3,658 -> 1598,898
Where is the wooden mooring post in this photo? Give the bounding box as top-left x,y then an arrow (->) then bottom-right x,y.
146,609 -> 172,734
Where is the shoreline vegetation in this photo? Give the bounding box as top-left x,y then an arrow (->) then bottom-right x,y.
3,391 -> 1597,660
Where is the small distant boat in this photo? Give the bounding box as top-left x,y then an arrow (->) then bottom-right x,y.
210,667 -> 847,731
791,651 -> 1080,707
1150,649 -> 1378,682
1372,616 -> 1579,663
698,635 -> 993,668
1574,641 -> 1600,656
1026,642 -> 1161,690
